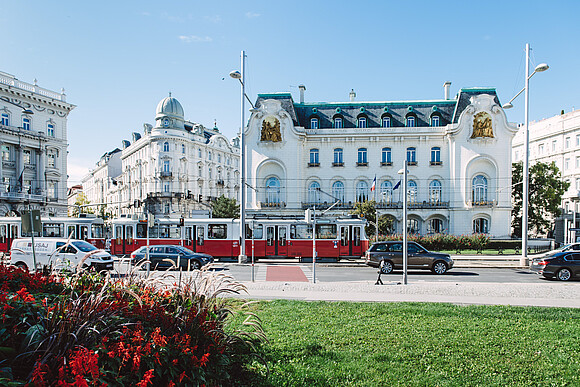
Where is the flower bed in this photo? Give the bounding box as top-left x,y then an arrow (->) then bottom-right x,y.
0,264 -> 265,386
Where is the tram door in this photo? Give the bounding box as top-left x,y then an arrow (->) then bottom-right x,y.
114,225 -> 134,255
0,224 -> 18,253
184,226 -> 204,252
265,226 -> 287,257
339,226 -> 363,257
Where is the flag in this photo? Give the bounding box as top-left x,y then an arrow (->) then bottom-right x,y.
370,176 -> 376,192
393,180 -> 401,190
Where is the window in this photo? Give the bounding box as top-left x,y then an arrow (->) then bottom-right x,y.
332,181 -> 344,203
265,177 -> 281,204
357,148 -> 368,165
309,148 -> 319,166
576,178 -> 580,191
538,144 -> 544,154
430,147 -> 441,165
407,180 -> 418,203
163,160 -> 170,173
217,153 -> 221,163
429,180 -> 442,203
356,181 -> 369,202
1,112 -> 8,126
3,177 -> 10,192
577,135 -> 580,147
380,181 -> 393,203
381,147 -> 392,165
163,142 -> 169,152
163,183 -> 169,192
406,115 -> 415,127
208,224 -> 227,239
308,181 -> 320,203
208,151 -> 212,160
47,182 -> 57,199
577,157 -> 580,169
407,218 -> 419,234
47,123 -> 55,137
23,179 -> 31,193
1,145 -> 9,161
208,167 -> 212,179
473,218 -> 489,233
23,149 -> 31,164
428,218 -> 443,234
198,148 -> 202,157
333,148 -> 343,166
565,158 -> 570,170
333,117 -> 343,128
22,117 -> 31,130
357,116 -> 367,128
472,175 -> 488,204
406,147 -> 416,164
552,140 -> 557,151
182,144 -> 186,154
47,153 -> 56,168
310,117 -> 319,129
198,165 -> 202,176
382,116 -> 391,128
431,115 -> 440,127
164,203 -> 170,214
566,137 -> 571,148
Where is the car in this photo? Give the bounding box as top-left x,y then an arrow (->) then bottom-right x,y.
365,241 -> 454,274
534,243 -> 580,259
530,251 -> 580,281
130,245 -> 213,270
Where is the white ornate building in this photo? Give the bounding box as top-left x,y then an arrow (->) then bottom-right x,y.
83,95 -> 240,218
0,71 -> 74,217
244,84 -> 517,237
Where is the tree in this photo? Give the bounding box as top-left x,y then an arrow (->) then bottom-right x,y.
71,192 -> 94,217
211,195 -> 239,218
512,161 -> 569,237
350,200 -> 394,238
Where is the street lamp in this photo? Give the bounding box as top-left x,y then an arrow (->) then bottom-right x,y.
398,163 -> 408,285
0,97 -> 34,115
503,43 -> 549,266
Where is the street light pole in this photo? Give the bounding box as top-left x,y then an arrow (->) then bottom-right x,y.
398,163 -> 408,285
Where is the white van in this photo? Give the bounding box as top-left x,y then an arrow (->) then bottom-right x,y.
10,238 -> 114,272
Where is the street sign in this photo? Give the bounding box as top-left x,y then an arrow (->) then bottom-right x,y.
21,210 -> 42,235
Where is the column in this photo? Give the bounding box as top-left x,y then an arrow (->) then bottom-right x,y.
0,141 -> 4,192
36,147 -> 45,195
15,145 -> 22,192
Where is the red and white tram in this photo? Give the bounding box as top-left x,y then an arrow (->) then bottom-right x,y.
109,215 -> 368,260
0,215 -> 107,253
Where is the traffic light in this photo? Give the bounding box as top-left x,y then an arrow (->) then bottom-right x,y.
179,217 -> 184,226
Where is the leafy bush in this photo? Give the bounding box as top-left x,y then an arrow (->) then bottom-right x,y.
378,233 -> 491,252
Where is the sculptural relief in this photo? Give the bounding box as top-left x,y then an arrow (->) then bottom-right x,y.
471,111 -> 494,138
260,116 -> 282,142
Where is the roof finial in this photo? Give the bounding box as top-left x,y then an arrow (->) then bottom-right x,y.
169,91 -> 172,97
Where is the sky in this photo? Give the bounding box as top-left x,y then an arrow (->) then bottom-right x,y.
1,0 -> 579,186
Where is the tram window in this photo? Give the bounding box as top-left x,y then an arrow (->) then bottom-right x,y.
353,227 -> 361,246
266,227 -> 274,246
80,226 -> 89,240
11,225 -> 18,239
126,226 -> 133,239
0,225 -> 6,242
148,226 -> 159,238
316,224 -> 337,239
168,226 -> 181,239
246,224 -> 263,239
43,223 -> 63,237
91,225 -> 104,239
136,224 -> 147,238
67,226 -> 76,239
340,227 -> 348,246
197,227 -> 204,245
115,226 -> 123,239
208,224 -> 227,239
290,224 -> 312,239
185,227 -> 192,241
279,227 -> 287,246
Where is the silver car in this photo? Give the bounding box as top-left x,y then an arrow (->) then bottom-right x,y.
365,241 -> 454,274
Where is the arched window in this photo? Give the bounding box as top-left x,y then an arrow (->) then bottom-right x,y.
381,147 -> 392,165
333,148 -> 343,166
309,148 -> 319,166
407,218 -> 420,234
357,148 -> 368,165
357,116 -> 367,128
381,114 -> 392,128
310,117 -> 319,129
429,180 -> 442,203
473,218 -> 489,233
472,175 -> 488,204
428,218 -> 444,234
198,148 -> 202,157
163,160 -> 170,172
208,151 -> 212,160
380,180 -> 393,203
407,180 -> 418,203
406,147 -> 417,164
406,114 -> 416,127
430,147 -> 441,164
356,181 -> 369,202
332,181 -> 345,203
266,177 -> 281,204
333,116 -> 343,128
163,142 -> 169,152
47,122 -> 55,137
308,181 -> 320,204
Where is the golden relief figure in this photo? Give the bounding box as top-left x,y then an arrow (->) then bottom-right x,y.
261,116 -> 282,142
471,111 -> 494,138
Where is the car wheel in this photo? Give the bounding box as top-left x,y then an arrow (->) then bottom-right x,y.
380,260 -> 394,274
556,268 -> 572,281
431,261 -> 448,274
190,260 -> 202,270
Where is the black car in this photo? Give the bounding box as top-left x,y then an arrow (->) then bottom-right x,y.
530,251 -> 580,281
365,241 -> 454,274
130,245 -> 213,270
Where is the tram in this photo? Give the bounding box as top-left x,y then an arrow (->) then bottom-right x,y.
0,215 -> 107,253
109,215 -> 368,260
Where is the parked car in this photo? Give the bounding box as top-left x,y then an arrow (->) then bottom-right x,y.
534,243 -> 580,259
365,241 -> 454,274
130,245 -> 213,270
530,251 -> 580,281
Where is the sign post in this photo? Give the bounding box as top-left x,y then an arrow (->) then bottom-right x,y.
21,209 -> 41,271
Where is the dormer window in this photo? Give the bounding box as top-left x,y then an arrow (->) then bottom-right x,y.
430,114 -> 441,127
357,116 -> 367,128
382,115 -> 392,128
406,114 -> 416,127
162,118 -> 170,127
333,116 -> 343,128
310,117 -> 319,129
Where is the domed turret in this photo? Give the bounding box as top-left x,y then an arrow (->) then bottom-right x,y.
156,94 -> 184,120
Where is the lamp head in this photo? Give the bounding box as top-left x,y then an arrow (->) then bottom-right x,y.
22,109 -> 34,115
502,103 -> 513,109
229,70 -> 242,79
534,63 -> 549,72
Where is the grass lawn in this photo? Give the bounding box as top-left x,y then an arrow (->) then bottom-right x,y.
242,301 -> 580,386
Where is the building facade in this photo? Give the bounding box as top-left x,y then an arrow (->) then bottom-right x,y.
83,95 -> 240,218
0,71 -> 74,217
244,84 -> 517,238
512,109 -> 580,243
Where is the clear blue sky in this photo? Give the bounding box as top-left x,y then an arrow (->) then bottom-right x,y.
1,0 -> 578,186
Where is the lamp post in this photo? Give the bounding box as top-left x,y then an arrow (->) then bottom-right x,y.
503,43 -> 549,267
230,51 -> 248,264
398,163 -> 408,285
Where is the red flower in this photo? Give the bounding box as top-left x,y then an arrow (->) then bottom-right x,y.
137,369 -> 154,387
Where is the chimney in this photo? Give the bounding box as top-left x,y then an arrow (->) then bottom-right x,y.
349,89 -> 356,102
299,84 -> 306,104
443,81 -> 452,100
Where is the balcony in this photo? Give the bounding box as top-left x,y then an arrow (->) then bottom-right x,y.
469,200 -> 494,207
307,162 -> 320,167
380,161 -> 393,167
407,161 -> 417,166
430,161 -> 442,166
0,192 -> 44,202
259,201 -> 286,208
216,179 -> 225,186
159,171 -> 172,178
332,162 -> 344,167
356,162 -> 368,167
301,201 -> 354,210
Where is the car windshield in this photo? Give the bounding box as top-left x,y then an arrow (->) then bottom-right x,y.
72,241 -> 98,252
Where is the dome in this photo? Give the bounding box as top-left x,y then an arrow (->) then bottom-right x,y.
155,95 -> 184,120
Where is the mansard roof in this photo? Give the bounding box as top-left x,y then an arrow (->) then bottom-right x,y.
255,88 -> 500,129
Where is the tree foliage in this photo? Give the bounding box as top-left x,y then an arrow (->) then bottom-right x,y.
71,192 -> 94,217
350,200 -> 394,238
512,161 -> 569,237
211,195 -> 239,218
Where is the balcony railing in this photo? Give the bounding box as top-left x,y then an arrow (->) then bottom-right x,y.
307,162 -> 320,167
407,161 -> 417,166
380,161 -> 393,167
332,162 -> 344,167
469,200 -> 494,207
430,161 -> 442,166
159,171 -> 172,178
259,201 -> 286,208
356,161 -> 368,167
0,192 -> 44,202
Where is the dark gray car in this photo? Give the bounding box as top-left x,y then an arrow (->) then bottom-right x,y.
130,245 -> 213,270
365,241 -> 454,274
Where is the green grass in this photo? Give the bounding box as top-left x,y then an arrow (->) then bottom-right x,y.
240,301 -> 580,386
